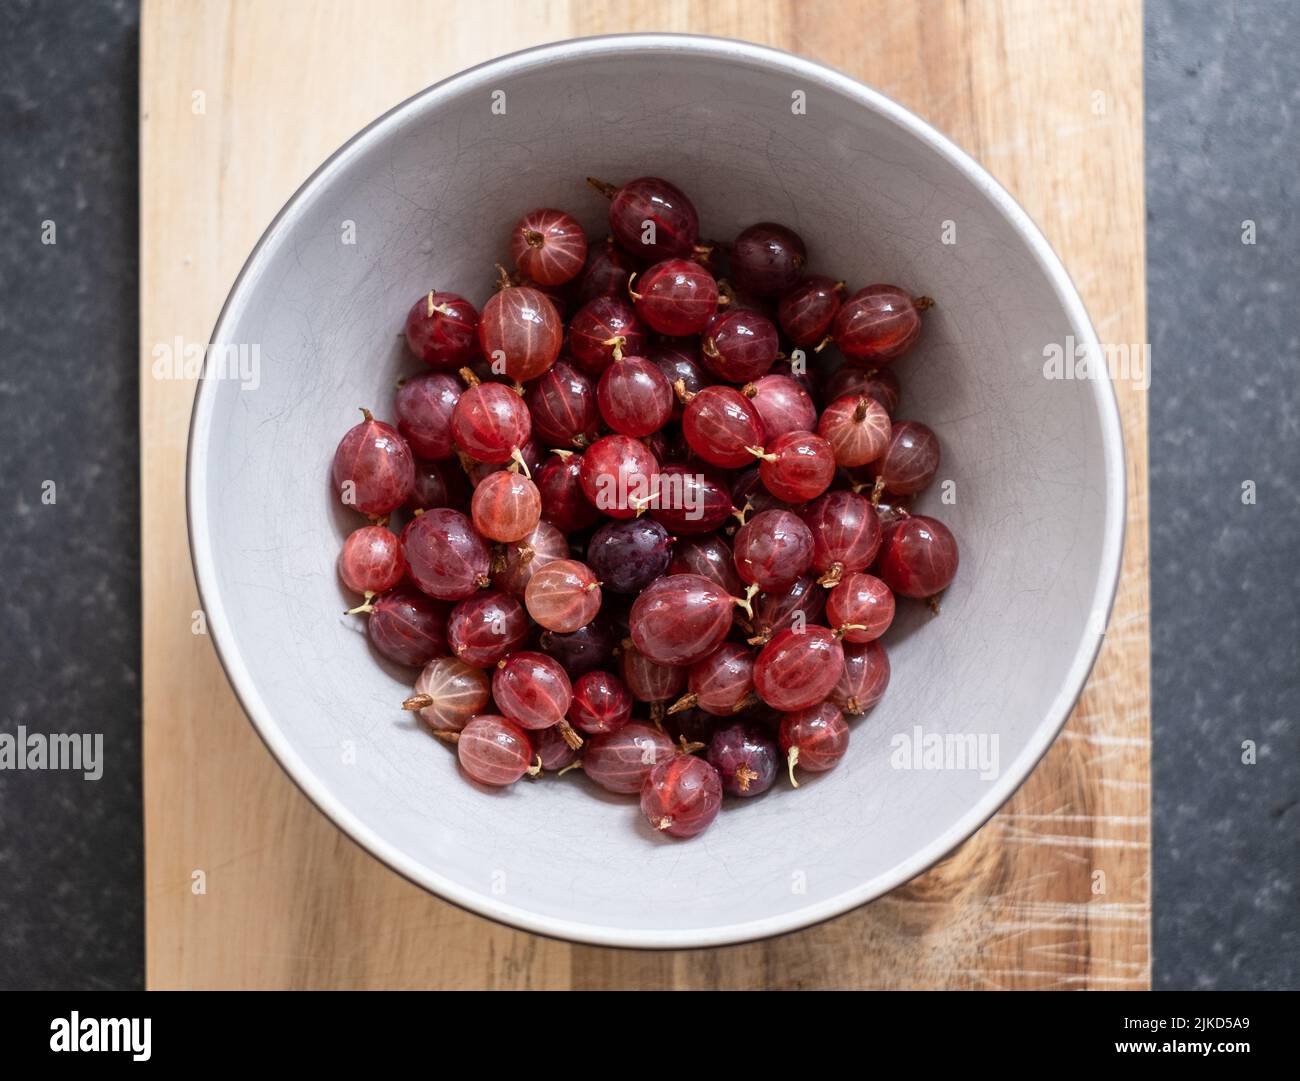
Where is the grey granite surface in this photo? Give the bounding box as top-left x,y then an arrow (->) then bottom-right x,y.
1146,0 -> 1299,990
0,0 -> 142,989
0,0 -> 1294,990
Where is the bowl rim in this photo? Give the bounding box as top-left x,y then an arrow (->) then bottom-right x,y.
187,32 -> 1127,951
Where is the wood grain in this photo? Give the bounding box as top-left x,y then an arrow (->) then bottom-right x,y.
141,0 -> 1149,989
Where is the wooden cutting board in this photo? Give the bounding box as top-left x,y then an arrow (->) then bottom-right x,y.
141,0 -> 1149,989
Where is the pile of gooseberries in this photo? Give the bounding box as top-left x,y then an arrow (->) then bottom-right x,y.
330,176 -> 957,840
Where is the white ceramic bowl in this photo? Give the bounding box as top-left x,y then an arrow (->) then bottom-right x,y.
189,34 -> 1124,948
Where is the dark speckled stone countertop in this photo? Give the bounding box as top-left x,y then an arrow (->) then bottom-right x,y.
0,0 -> 1294,989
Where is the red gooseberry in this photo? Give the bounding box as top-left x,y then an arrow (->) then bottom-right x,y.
331,408 -> 415,515
509,208 -> 588,286
404,291 -> 479,369
779,703 -> 850,786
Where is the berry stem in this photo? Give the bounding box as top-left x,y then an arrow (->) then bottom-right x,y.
344,592 -> 376,616
818,562 -> 844,588
601,335 -> 626,363
786,746 -> 801,788
585,176 -> 618,199
509,446 -> 532,479
666,693 -> 698,715
731,582 -> 759,620
557,719 -> 584,751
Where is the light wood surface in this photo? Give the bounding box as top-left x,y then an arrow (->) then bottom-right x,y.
141,0 -> 1149,989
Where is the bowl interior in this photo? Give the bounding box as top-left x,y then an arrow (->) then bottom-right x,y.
191,37 -> 1121,947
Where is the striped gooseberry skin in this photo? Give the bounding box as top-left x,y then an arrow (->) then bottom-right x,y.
491,520 -> 568,598
574,237 -> 636,305
800,490 -> 882,586
746,573 -> 826,647
733,509 -> 814,592
578,434 -> 660,521
366,587 -> 448,668
477,285 -> 563,382
831,640 -> 891,716
597,355 -> 674,437
619,641 -> 687,704
525,360 -> 598,447
758,430 -> 836,504
649,464 -> 734,536
753,626 -> 845,712
831,284 -> 928,362
451,381 -> 532,465
707,722 -> 780,798
331,410 -> 415,515
408,656 -> 491,732
402,508 -> 491,601
874,420 -> 941,496
629,573 -> 735,666
586,518 -> 672,595
403,291 -> 479,369
822,365 -> 902,416
581,722 -> 676,794
338,525 -> 406,596
568,296 -> 646,375
667,534 -> 745,597
826,573 -> 895,643
633,258 -> 719,337
607,176 -> 700,261
492,651 -> 573,730
395,372 -> 461,460
682,385 -> 766,469
524,558 -> 602,634
409,459 -> 467,512
700,308 -> 779,383
470,470 -> 541,543
534,724 -> 580,772
567,670 -> 634,736
818,394 -> 893,468
777,275 -> 843,346
639,755 -> 723,839
650,342 -> 708,420
446,590 -> 529,668
728,222 -> 807,297
779,703 -> 850,782
742,374 -> 817,442
678,642 -> 756,716
731,462 -> 802,519
539,618 -> 617,679
535,452 -> 602,532
876,515 -> 959,599
456,715 -> 535,786
509,208 -> 588,286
